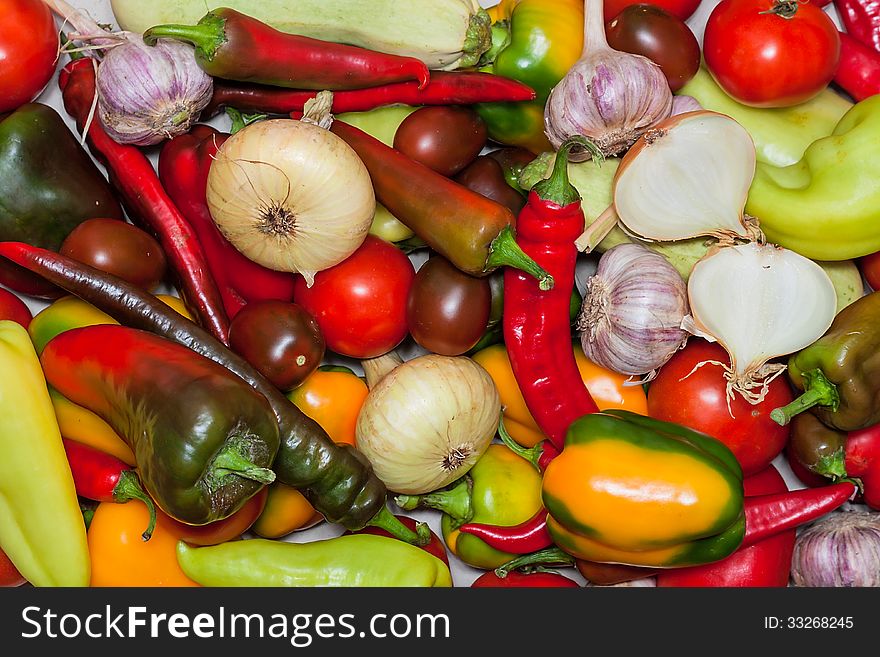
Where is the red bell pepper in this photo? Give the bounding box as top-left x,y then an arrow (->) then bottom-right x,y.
502,137 -> 602,451
143,8 -> 429,91
834,31 -> 880,101
836,0 -> 880,53
58,57 -> 231,345
202,71 -> 536,117
158,124 -> 297,319
62,438 -> 157,541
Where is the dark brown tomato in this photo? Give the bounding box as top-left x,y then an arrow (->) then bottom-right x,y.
407,254 -> 491,356
393,106 -> 488,177
59,218 -> 167,291
228,300 -> 325,392
605,4 -> 701,92
486,146 -> 536,192
454,156 -> 526,215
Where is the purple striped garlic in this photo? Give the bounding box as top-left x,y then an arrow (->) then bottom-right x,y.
544,0 -> 672,160
577,243 -> 689,378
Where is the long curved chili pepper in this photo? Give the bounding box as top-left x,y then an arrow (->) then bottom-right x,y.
834,30 -> 880,102
459,508 -> 553,554
202,71 -> 536,117
57,58 -> 230,345
62,438 -> 157,541
502,136 -> 602,450
143,8 -> 430,91
462,481 -> 857,556
0,242 -> 428,546
835,0 -> 880,54
327,117 -> 552,286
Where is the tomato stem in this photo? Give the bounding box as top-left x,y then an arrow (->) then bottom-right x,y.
759,0 -> 801,19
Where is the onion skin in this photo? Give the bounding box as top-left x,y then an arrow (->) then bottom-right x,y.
791,511 -> 880,587
97,35 -> 213,146
577,243 -> 688,377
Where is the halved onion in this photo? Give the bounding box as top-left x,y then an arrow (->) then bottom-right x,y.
684,242 -> 837,405
613,111 -> 758,242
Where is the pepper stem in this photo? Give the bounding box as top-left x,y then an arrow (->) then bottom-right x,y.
534,136 -> 603,207
497,414 -> 543,473
394,477 -> 474,530
478,19 -> 511,67
210,441 -> 276,485
113,470 -> 158,541
485,226 -> 554,291
142,13 -> 226,60
366,505 -> 431,546
494,547 -> 575,578
813,447 -> 848,481
769,369 -> 840,426
226,108 -> 267,135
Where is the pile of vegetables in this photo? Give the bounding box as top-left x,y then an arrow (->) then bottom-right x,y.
0,0 -> 879,590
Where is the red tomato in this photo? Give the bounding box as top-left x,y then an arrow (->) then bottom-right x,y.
0,546 -> 26,587
471,570 -> 580,587
605,0 -> 703,21
0,0 -> 58,112
703,0 -> 840,107
293,236 -> 414,359
0,287 -> 32,328
859,251 -> 880,292
646,338 -> 793,475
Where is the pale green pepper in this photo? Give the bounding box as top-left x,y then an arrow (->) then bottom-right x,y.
746,95 -> 880,261
0,320 -> 90,587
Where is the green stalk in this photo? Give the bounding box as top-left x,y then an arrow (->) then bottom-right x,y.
770,369 -> 840,426
366,505 -> 431,546
494,547 -> 575,578
210,440 -> 276,485
395,477 -> 474,530
496,415 -> 543,473
112,470 -> 158,541
486,226 -> 554,291
142,13 -> 227,60
533,135 -> 603,207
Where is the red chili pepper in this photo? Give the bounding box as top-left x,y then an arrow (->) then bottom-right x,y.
471,569 -> 579,588
62,438 -> 157,541
58,58 -> 230,345
158,123 -> 297,319
502,137 -> 602,451
143,8 -> 429,91
327,118 -> 551,285
834,31 -> 880,101
200,71 -> 536,117
836,0 -> 880,53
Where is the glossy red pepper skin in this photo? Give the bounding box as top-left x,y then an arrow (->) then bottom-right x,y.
459,508 -> 553,555
202,72 -> 535,117
503,141 -> 601,450
62,437 -> 158,540
657,466 -> 795,587
143,8 -> 429,91
844,425 -> 880,508
58,58 -> 230,345
471,569 -> 579,588
834,31 -> 880,101
836,0 -> 880,53
158,125 -> 296,319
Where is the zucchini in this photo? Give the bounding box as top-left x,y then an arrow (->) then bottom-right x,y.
110,0 -> 492,70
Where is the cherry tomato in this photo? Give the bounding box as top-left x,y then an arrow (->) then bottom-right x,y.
293,236 -> 415,358
0,546 -> 25,587
288,365 -> 368,447
604,0 -> 703,21
60,218 -> 168,291
472,570 -> 580,587
407,254 -> 491,356
646,338 -> 793,475
605,4 -> 701,92
454,156 -> 527,215
252,482 -> 323,538
0,286 -> 32,328
347,515 -> 450,567
393,106 -> 487,176
228,300 -> 325,391
859,251 -> 880,291
703,0 -> 840,107
0,0 -> 58,112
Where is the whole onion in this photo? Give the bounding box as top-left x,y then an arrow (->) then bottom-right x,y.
577,243 -> 689,378
791,511 -> 880,587
97,35 -> 213,146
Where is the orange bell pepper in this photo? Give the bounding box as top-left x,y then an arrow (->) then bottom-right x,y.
471,342 -> 648,447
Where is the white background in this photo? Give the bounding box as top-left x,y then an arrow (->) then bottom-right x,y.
28,0 -> 847,587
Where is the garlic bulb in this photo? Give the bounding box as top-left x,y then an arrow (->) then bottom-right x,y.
791,511 -> 880,587
356,352 -> 500,495
544,0 -> 672,159
97,35 -> 213,146
206,103 -> 375,286
577,243 -> 689,378
613,111 -> 758,242
671,95 -> 702,115
685,242 -> 837,405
